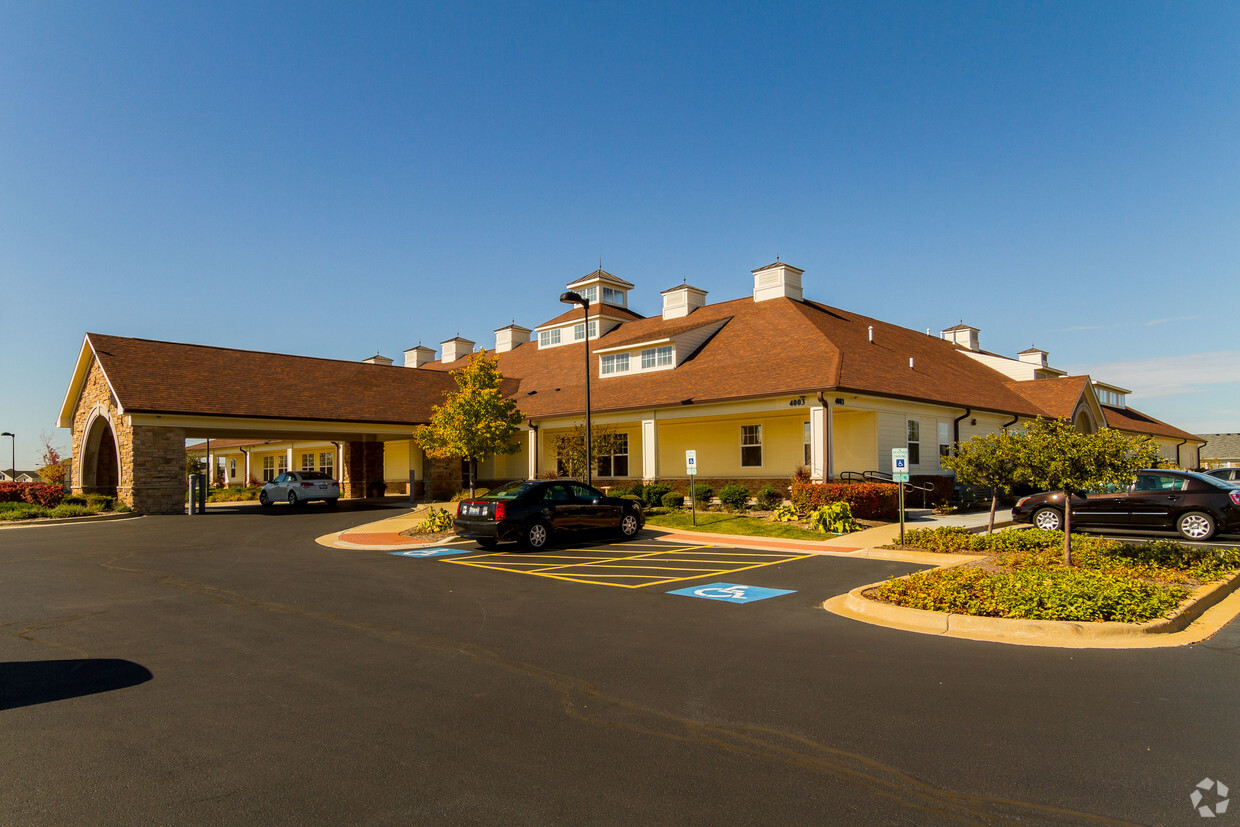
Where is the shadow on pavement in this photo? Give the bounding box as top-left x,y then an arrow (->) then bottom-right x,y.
0,659 -> 153,710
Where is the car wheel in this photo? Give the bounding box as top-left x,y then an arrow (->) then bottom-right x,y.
618,511 -> 640,539
258,491 -> 271,507
1032,507 -> 1063,531
522,520 -> 551,550
1177,511 -> 1216,541
287,492 -> 299,507
477,539 -> 498,550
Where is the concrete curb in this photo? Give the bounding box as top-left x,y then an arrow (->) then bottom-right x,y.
0,511 -> 142,530
825,568 -> 1240,648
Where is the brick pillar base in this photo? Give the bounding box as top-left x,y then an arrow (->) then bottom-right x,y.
342,441 -> 385,498
428,456 -> 459,501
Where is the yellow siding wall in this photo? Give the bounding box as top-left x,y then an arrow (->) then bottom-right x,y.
833,411 -> 877,475
657,413 -> 804,477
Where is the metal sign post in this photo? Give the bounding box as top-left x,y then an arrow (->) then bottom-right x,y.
686,450 -> 698,526
892,448 -> 909,547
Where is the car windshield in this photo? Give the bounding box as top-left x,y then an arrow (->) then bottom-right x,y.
481,480 -> 538,500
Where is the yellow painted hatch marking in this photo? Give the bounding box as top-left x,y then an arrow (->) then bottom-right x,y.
444,543 -> 816,588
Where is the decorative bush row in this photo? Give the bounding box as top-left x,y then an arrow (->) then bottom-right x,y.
0,482 -> 66,508
789,480 -> 898,521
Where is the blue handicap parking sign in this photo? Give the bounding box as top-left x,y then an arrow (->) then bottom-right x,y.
389,547 -> 474,558
667,582 -> 796,603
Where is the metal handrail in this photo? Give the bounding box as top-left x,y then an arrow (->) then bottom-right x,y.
836,470 -> 935,506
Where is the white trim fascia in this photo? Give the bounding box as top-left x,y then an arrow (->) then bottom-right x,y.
57,335 -> 124,427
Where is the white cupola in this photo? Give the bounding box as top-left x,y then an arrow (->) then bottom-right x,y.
440,336 -> 475,364
752,261 -> 803,302
941,323 -> 980,352
660,283 -> 708,320
403,345 -> 436,368
494,323 -> 531,353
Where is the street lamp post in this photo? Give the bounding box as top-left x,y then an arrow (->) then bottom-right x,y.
1,433 -> 14,481
558,291 -> 592,487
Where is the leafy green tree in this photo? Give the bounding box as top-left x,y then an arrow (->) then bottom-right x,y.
186,452 -> 205,477
551,424 -> 626,483
1012,418 -> 1160,565
36,432 -> 70,487
942,430 -> 1021,534
413,350 -> 524,496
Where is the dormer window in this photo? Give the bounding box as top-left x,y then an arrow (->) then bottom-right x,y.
573,320 -> 598,341
601,353 -> 630,375
539,329 -> 562,347
1098,389 -> 1126,408
641,345 -> 673,369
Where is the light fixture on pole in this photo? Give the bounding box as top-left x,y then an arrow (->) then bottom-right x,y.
1,432 -> 14,481
558,290 -> 592,487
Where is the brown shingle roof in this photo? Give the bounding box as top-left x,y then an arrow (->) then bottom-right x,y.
1005,376 -> 1092,419
535,305 -> 645,328
87,333 -> 457,425
1101,405 -> 1201,442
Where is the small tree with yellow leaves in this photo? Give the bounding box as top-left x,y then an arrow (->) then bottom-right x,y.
413,350 -> 524,496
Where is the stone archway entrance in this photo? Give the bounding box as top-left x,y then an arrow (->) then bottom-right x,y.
80,412 -> 120,497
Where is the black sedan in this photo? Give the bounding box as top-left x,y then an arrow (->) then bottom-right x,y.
453,479 -> 644,550
1011,468 -> 1240,541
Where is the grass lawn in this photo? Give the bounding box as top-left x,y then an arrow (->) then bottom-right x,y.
644,511 -> 840,541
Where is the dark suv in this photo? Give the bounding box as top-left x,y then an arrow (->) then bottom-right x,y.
1011,469 -> 1240,541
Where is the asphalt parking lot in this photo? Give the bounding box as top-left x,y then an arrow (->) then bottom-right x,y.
3,510 -> 1240,825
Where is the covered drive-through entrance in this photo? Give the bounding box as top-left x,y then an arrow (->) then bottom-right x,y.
58,334 -> 463,514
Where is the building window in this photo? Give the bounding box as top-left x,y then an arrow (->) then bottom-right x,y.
741,424 -> 763,467
804,421 -> 812,466
278,454 -> 288,474
641,345 -> 674,369
573,320 -> 598,341
597,433 -> 629,477
602,286 -> 625,306
301,453 -> 316,471
262,456 -> 275,482
539,329 -> 562,347
580,286 -> 598,304
320,452 -> 333,475
938,422 -> 951,459
601,353 -> 630,375
907,420 -> 921,465
229,459 -> 237,479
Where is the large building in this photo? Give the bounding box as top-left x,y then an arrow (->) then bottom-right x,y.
63,262 -> 1203,512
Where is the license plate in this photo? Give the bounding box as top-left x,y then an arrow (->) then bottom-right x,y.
466,504 -> 486,517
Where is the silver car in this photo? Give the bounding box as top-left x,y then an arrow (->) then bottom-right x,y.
1205,467 -> 1240,484
259,471 -> 340,506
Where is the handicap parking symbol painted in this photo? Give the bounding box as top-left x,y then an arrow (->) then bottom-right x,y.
667,582 -> 796,603
389,547 -> 474,558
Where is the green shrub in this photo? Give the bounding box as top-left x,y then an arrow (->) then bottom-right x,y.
808,501 -> 860,534
755,484 -> 783,510
0,503 -> 49,520
616,493 -> 643,503
49,504 -> 94,519
718,484 -> 751,512
691,483 -> 714,504
85,493 -> 116,511
661,491 -> 684,508
62,496 -> 89,507
641,482 -> 672,508
770,503 -> 798,523
114,501 -> 131,513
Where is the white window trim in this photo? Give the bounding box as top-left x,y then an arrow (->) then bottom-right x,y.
741,424 -> 763,468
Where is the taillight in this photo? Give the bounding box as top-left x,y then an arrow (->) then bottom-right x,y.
456,501 -> 465,517
494,502 -> 505,521
301,482 -> 314,488
1230,491 -> 1240,507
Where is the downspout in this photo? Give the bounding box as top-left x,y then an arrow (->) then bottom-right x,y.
331,441 -> 342,495
1001,414 -> 1019,431
239,447 -> 248,485
1174,438 -> 1187,468
952,409 -> 972,450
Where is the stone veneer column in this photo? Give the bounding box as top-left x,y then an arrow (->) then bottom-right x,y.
342,441 -> 385,498
427,456 -> 459,501
126,424 -> 188,513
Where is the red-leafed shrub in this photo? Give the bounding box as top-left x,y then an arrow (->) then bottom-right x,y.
0,482 -> 67,507
20,483 -> 66,508
789,480 -> 899,521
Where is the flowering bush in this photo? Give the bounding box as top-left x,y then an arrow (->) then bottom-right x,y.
789,480 -> 898,520
0,482 -> 65,508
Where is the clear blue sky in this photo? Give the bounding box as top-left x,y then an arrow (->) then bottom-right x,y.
2,1 -> 1237,469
